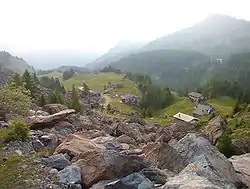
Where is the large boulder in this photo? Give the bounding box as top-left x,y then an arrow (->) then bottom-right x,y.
54,134 -> 105,160
28,109 -> 75,130
229,153 -> 250,188
104,173 -> 154,189
73,150 -> 148,187
58,165 -> 82,185
42,104 -> 68,114
162,133 -> 244,188
140,167 -> 173,185
142,142 -> 185,173
204,115 -> 227,145
41,154 -> 71,170
52,121 -> 76,143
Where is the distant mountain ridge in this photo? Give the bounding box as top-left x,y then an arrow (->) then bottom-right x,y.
143,15 -> 250,58
86,40 -> 146,69
22,50 -> 101,70
0,51 -> 34,74
111,49 -> 211,90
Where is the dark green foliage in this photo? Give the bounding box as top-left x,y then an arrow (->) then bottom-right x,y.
39,94 -> 46,107
48,91 -> 64,104
39,76 -> 66,94
69,85 -> 82,113
112,50 -> 210,90
0,83 -> 32,116
22,69 -> 37,97
208,112 -> 216,121
12,73 -> 22,86
100,65 -> 122,74
62,69 -> 75,80
233,100 -> 240,115
106,104 -> 112,112
217,130 -> 234,158
140,84 -> 174,110
2,121 -> 30,143
32,72 -> 39,84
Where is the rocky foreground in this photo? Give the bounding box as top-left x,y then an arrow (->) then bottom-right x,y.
1,104 -> 250,189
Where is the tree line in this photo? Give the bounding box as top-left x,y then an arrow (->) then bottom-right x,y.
124,72 -> 174,117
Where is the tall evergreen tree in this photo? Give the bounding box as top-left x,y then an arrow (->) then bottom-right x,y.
70,85 -> 82,113
39,94 -> 46,106
13,73 -> 22,86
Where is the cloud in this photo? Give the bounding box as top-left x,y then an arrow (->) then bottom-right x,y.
0,0 -> 249,54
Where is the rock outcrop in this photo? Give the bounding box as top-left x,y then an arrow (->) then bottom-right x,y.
204,115 -> 227,145
74,150 -> 148,187
229,153 -> 250,188
28,109 -> 75,130
42,104 -> 68,115
162,133 -> 244,188
54,134 -> 105,160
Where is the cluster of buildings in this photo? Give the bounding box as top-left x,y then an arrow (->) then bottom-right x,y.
174,92 -> 215,124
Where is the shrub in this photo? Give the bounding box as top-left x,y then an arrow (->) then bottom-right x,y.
208,112 -> 216,121
0,83 -> 32,116
217,130 -> 234,158
3,121 -> 30,143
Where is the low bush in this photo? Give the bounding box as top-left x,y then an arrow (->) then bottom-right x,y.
2,121 -> 30,143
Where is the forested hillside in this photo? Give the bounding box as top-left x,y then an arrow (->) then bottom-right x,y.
111,49 -> 211,90
0,51 -> 34,74
86,41 -> 146,70
144,15 -> 250,58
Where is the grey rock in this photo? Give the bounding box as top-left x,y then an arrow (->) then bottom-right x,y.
58,165 -> 82,185
42,154 -> 71,170
32,139 -> 45,151
104,140 -> 122,151
140,167 -> 172,185
204,115 -> 226,145
40,133 -> 58,148
15,149 -> 23,156
105,173 -> 154,189
162,133 -> 244,188
0,121 -> 8,128
229,153 -> 250,188
49,169 -> 59,175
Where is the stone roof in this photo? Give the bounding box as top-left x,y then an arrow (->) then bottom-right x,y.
188,92 -> 203,98
173,112 -> 198,123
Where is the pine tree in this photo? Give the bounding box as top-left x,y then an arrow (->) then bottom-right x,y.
22,69 -> 36,97
48,92 -> 58,104
39,94 -> 46,106
13,73 -> 22,86
70,85 -> 82,113
32,72 -> 39,84
233,100 -> 240,115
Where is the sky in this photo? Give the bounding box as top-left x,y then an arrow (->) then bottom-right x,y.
0,0 -> 249,55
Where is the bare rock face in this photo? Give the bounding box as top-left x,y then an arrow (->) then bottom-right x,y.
229,153 -> 250,188
204,115 -> 227,145
73,150 -> 148,187
52,121 -> 76,143
28,109 -> 75,130
54,134 -> 105,160
142,142 -> 185,173
42,104 -> 68,115
162,133 -> 244,189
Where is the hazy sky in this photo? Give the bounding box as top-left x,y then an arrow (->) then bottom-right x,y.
0,0 -> 249,54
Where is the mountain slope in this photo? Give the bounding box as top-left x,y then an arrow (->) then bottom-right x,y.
0,51 -> 34,74
111,49 -> 211,90
86,41 -> 146,70
144,15 -> 250,58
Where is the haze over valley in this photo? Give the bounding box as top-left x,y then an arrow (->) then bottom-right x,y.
1,1 -> 250,189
